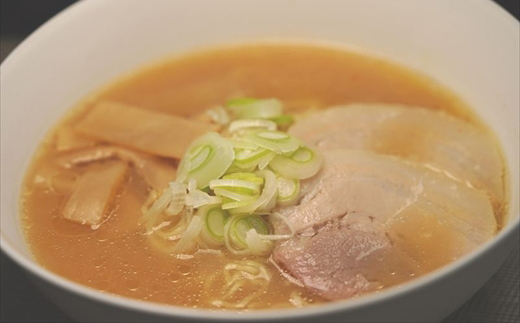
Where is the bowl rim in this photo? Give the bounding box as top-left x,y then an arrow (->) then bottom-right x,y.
1,0 -> 519,321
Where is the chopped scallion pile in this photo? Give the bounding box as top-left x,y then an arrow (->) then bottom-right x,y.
142,97 -> 322,256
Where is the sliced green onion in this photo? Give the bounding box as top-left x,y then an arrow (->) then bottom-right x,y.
198,205 -> 229,246
145,97 -> 325,257
224,161 -> 256,174
226,98 -> 283,119
226,97 -> 258,106
165,182 -> 187,215
245,229 -> 273,256
222,200 -> 255,210
243,130 -> 301,154
213,188 -> 258,202
257,151 -> 276,170
176,132 -> 234,188
187,177 -> 197,192
234,148 -> 271,169
228,119 -> 277,133
209,179 -> 261,193
269,146 -> 322,179
223,172 -> 264,185
262,190 -> 278,211
206,106 -> 230,125
229,139 -> 259,150
227,214 -> 269,249
171,216 -> 203,253
292,147 -> 314,162
276,176 -> 300,206
185,187 -> 222,208
229,170 -> 277,214
141,188 -> 173,233
269,114 -> 294,130
211,177 -> 260,203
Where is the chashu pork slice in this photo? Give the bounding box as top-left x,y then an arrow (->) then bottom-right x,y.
274,215 -> 419,300
289,104 -> 504,209
273,150 -> 496,301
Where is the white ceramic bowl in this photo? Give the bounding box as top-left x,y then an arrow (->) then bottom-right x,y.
1,0 -> 518,322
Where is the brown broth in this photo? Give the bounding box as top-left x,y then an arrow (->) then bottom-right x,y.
21,43 -> 503,310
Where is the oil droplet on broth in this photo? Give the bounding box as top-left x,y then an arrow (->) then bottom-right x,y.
95,230 -> 111,242
178,264 -> 191,276
169,272 -> 181,282
93,258 -> 107,269
125,278 -> 141,291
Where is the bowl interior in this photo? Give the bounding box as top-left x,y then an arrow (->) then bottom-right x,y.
1,0 -> 519,319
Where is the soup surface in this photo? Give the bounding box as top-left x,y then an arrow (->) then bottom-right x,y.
21,44 -> 505,309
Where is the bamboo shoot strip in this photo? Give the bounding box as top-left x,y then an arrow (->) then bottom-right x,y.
75,101 -> 219,159
63,162 -> 128,226
55,127 -> 97,152
55,146 -> 176,192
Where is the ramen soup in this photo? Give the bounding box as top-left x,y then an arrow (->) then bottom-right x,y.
21,44 -> 507,310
